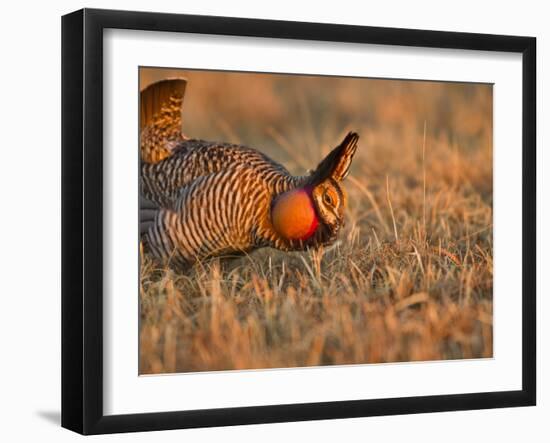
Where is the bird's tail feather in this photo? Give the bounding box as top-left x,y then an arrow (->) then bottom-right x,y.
140,78 -> 188,164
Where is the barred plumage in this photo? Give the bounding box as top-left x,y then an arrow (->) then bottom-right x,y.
139,78 -> 359,268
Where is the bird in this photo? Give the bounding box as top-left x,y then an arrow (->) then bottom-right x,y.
139,77 -> 359,269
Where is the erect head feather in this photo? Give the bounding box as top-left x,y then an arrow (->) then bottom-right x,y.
309,132 -> 359,184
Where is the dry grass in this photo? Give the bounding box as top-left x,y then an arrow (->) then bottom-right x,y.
139,68 -> 493,374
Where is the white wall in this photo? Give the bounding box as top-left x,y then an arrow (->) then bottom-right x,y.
0,0 -> 546,441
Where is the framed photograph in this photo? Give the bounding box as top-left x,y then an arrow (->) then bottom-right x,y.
61,8 -> 536,434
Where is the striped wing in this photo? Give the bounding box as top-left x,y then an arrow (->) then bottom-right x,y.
144,167 -> 270,267
141,140 -> 292,209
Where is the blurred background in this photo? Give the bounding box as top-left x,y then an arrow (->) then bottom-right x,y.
139,67 -> 493,373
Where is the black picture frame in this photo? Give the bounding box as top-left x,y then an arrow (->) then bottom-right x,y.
61,8 -> 536,435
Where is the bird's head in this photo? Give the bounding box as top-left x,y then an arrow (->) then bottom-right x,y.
271,132 -> 359,245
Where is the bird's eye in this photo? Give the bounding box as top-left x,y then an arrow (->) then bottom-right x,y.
323,191 -> 334,206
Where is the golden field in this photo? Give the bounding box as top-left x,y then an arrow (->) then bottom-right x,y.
139,67 -> 493,374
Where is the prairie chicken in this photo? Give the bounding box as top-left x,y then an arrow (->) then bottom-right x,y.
140,78 -> 359,268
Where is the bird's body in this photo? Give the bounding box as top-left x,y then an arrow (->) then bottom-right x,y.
139,78 -> 359,269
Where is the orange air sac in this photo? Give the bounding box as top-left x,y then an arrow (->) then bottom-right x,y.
272,188 -> 319,241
